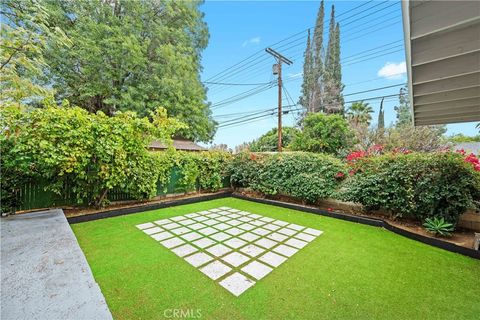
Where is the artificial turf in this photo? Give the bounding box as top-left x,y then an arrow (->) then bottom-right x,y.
72,198 -> 480,320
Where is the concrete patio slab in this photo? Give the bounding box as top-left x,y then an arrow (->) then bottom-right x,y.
1,209 -> 112,320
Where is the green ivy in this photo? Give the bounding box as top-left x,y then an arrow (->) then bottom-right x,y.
166,151 -> 232,193
229,152 -> 347,204
1,104 -> 184,209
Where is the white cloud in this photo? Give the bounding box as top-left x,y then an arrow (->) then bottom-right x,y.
242,36 -> 261,47
377,61 -> 406,79
288,72 -> 303,78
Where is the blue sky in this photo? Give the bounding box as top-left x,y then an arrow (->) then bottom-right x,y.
199,0 -> 478,148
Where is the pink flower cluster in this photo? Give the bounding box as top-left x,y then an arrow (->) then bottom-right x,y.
346,144 -> 387,163
346,150 -> 368,162
456,149 -> 480,171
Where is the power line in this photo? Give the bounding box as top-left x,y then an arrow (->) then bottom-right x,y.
214,108 -> 274,119
216,88 -> 403,128
341,1 -> 398,28
204,81 -> 272,86
344,49 -> 404,67
344,83 -> 405,97
213,81 -> 406,121
207,3 -> 405,107
204,1 -> 395,86
341,39 -> 403,60
211,82 -> 277,109
213,23 -> 395,88
218,106 -> 304,130
210,40 -> 404,106
218,104 -> 297,126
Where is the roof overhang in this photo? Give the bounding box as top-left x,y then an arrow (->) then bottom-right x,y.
402,0 -> 480,126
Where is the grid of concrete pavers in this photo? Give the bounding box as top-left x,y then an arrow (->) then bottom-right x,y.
136,207 -> 323,296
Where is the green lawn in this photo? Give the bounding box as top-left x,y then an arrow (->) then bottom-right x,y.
72,198 -> 480,320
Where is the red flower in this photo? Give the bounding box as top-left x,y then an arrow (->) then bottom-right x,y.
348,169 -> 357,176
346,150 -> 368,162
368,144 -> 384,155
456,149 -> 466,155
461,153 -> 480,171
327,207 -> 333,212
335,172 -> 345,179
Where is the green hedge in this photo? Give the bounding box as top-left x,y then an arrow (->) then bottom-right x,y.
341,152 -> 480,223
154,150 -> 232,194
1,105 -> 231,212
229,152 -> 347,203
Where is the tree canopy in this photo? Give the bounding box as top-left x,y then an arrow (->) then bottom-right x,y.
0,0 -> 70,107
394,87 -> 412,127
249,127 -> 301,152
1,0 -> 215,142
346,101 -> 374,127
290,113 -> 353,155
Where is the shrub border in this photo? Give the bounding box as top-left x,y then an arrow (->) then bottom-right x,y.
67,191 -> 479,260
231,194 -> 480,260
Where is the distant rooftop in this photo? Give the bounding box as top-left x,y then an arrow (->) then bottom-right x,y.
452,142 -> 480,155
149,139 -> 206,152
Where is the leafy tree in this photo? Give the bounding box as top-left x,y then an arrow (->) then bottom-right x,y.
290,113 -> 353,155
249,127 -> 301,152
209,144 -> 231,152
352,125 -> 446,152
1,104 -> 184,208
346,101 -> 374,126
385,125 -> 446,152
394,87 -> 412,127
447,134 -> 480,143
234,142 -> 251,154
27,0 -> 214,142
0,0 -> 70,107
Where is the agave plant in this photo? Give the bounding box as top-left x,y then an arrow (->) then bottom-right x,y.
423,217 -> 454,237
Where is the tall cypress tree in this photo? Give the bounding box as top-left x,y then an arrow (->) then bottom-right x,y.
324,14 -> 344,114
323,5 -> 336,113
378,97 -> 385,130
325,5 -> 336,77
300,0 -> 344,115
333,22 -> 344,111
299,29 -> 314,113
311,0 -> 325,112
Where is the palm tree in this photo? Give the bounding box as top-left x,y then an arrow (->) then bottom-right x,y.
346,101 -> 374,126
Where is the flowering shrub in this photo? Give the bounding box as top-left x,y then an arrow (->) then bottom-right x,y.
341,151 -> 480,224
456,149 -> 480,171
346,150 -> 368,163
346,144 -> 410,164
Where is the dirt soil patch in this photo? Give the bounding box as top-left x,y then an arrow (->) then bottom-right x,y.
235,190 -> 477,250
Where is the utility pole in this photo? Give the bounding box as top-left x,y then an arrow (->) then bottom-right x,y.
265,47 -> 292,152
